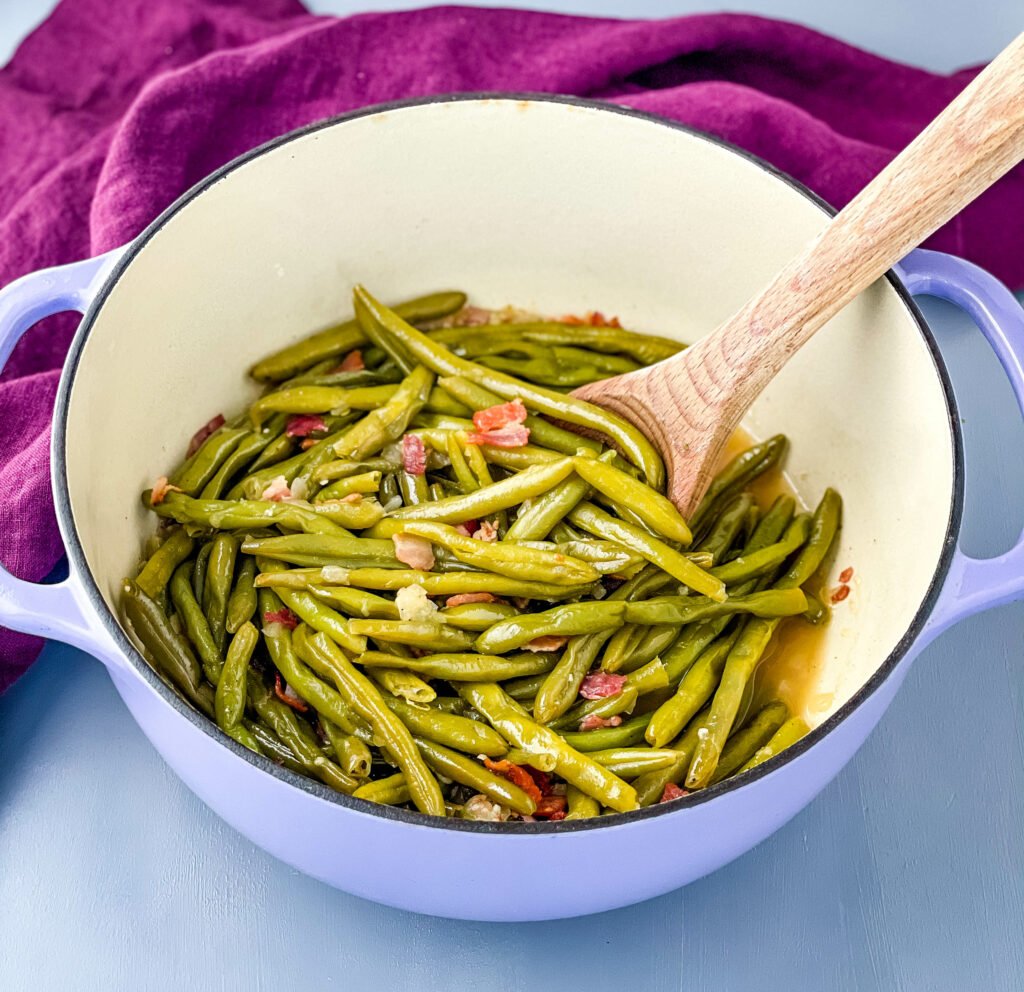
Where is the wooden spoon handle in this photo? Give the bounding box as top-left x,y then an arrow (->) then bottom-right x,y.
673,30 -> 1024,422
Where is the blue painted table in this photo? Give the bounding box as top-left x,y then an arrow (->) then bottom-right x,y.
1,4 -> 1022,990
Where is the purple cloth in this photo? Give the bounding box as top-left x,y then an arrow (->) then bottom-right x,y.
1,0 -> 1021,691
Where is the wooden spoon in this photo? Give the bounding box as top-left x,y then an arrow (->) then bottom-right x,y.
574,31 -> 1024,517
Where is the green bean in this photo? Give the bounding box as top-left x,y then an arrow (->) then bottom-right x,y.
568,502 -> 725,601
565,785 -> 601,819
571,456 -> 691,544
504,673 -> 549,703
589,748 -> 679,778
633,705 -> 710,807
697,492 -> 755,563
548,684 -> 640,732
169,562 -> 223,685
322,720 -> 373,779
383,694 -> 507,756
353,291 -> 417,374
353,773 -> 411,806
709,701 -> 789,784
200,417 -> 289,500
437,376 -> 602,457
803,593 -> 830,625
382,457 -> 576,527
560,713 -> 649,752
440,602 -> 521,630
247,679 -> 359,794
121,578 -> 209,713
313,471 -> 382,503
136,529 -> 194,599
357,650 -> 556,682
474,601 -> 626,654
223,722 -> 261,755
191,540 -> 213,603
300,631 -> 445,815
228,425 -> 354,500
369,667 -> 436,703
686,489 -> 840,788
332,365 -> 434,461
241,533 -> 398,568
247,431 -> 297,474
311,458 -> 393,485
606,624 -> 678,674
273,587 -> 367,656
415,739 -> 536,815
739,716 -> 810,772
202,534 -> 238,653
152,491 -> 351,537
690,435 -> 788,536
251,291 -> 467,381
646,628 -> 742,747
349,619 -> 476,651
215,622 -> 257,731
511,539 -> 646,577
353,287 -> 664,486
623,587 -> 807,627
709,515 -> 811,585
459,682 -> 638,812
172,428 -> 248,495
226,556 -> 258,634
306,584 -> 400,619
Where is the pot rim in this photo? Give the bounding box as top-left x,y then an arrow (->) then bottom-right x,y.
51,93 -> 965,834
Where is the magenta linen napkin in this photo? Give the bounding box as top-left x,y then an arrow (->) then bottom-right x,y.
1,0 -> 1021,690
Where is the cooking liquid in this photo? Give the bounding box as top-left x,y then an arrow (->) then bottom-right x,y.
715,429 -> 833,726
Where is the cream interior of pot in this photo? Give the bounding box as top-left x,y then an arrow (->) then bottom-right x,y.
63,98 -> 955,724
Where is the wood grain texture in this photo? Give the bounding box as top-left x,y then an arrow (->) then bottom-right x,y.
575,31 -> 1024,515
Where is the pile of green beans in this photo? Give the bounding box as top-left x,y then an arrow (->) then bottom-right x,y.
121,286 -> 840,821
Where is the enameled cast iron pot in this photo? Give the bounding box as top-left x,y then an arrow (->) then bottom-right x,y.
3,97 -> 1024,922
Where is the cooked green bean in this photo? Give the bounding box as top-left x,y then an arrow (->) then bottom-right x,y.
136,528 -> 194,600
415,738 -> 537,815
358,650 -> 557,682
322,720 -> 373,779
589,747 -> 679,778
474,601 -> 626,654
440,601 -> 521,630
739,716 -> 810,772
369,667 -> 436,703
241,533 -> 398,568
623,587 -> 808,627
548,684 -> 640,732
152,491 -> 351,537
383,694 -> 508,756
709,701 -> 789,783
225,555 -> 258,634
565,785 -> 601,819
353,772 -> 411,806
214,622 -> 257,731
560,714 -> 650,752
349,619 -> 476,651
202,534 -> 238,653
169,562 -> 223,685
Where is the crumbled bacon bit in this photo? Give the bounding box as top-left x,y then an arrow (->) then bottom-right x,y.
525,635 -> 569,653
473,399 -> 527,433
523,766 -> 553,797
830,584 -> 850,604
579,672 -> 627,700
472,520 -> 499,542
261,476 -> 292,501
340,492 -> 363,504
464,423 -> 531,448
338,349 -> 365,372
483,759 -> 544,805
286,414 -> 328,438
451,305 -> 492,327
579,713 -> 623,731
454,519 -> 479,538
561,311 -> 621,328
402,434 -> 427,475
839,566 -> 854,583
300,438 -> 319,450
393,533 -> 435,571
445,592 -> 501,608
660,783 -> 688,803
264,608 -> 298,630
150,476 -> 183,506
186,413 -> 225,457
533,794 -> 568,819
274,673 -> 308,712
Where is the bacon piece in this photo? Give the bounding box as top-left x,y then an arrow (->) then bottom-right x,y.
579,672 -> 627,700
274,673 -> 308,712
286,414 -> 328,438
150,476 -> 183,506
473,399 -> 527,433
451,305 -> 492,327
660,783 -> 688,803
561,311 -> 621,328
579,713 -> 623,731
338,349 -> 365,371
533,794 -> 568,819
445,592 -> 501,608
261,476 -> 292,502
472,520 -> 499,542
483,759 -> 544,805
525,635 -> 569,653
186,413 -> 225,457
839,566 -> 854,583
393,533 -> 435,571
454,518 -> 479,538
523,766 -> 553,797
401,434 -> 427,475
464,424 -> 530,448
340,493 -> 363,504
264,608 -> 298,630
830,584 -> 850,604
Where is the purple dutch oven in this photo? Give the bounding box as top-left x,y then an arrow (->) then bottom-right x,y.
1,97 -> 1023,921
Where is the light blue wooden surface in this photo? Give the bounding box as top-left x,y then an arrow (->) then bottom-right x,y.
2,4 -> 1023,991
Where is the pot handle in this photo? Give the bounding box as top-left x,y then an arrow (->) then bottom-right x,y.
896,247 -> 1024,639
0,248 -> 127,657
